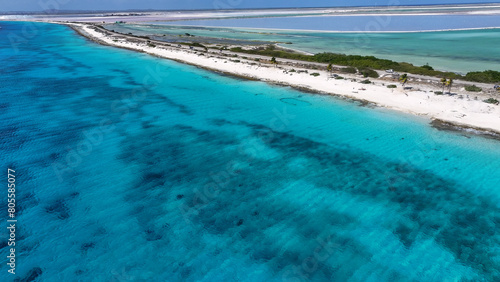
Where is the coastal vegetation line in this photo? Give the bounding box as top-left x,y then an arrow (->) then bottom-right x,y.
229,45 -> 500,84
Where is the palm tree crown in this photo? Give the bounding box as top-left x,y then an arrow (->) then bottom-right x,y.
446,78 -> 453,93
399,74 -> 408,86
441,77 -> 447,93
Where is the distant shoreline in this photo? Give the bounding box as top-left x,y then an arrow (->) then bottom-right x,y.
2,2 -> 500,25
2,3 -> 500,15
145,23 -> 500,34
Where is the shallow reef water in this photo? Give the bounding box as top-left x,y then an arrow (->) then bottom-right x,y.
1,21 -> 500,281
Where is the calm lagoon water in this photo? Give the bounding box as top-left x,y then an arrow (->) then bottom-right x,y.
1,21 -> 500,281
117,21 -> 500,73
163,14 -> 500,32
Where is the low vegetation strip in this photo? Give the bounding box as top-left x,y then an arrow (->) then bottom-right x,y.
230,45 -> 500,84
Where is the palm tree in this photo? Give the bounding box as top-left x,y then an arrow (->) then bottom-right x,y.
440,77 -> 447,93
399,74 -> 408,86
327,63 -> 333,79
270,57 -> 277,67
446,78 -> 453,93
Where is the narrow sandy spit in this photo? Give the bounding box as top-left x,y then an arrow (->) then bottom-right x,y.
66,22 -> 500,137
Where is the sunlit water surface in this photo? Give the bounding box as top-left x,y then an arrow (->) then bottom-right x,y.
1,21 -> 500,281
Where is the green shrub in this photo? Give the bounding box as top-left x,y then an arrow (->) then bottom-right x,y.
341,67 -> 357,74
310,73 -> 320,77
335,76 -> 344,80
360,68 -> 379,78
484,98 -> 499,105
387,84 -> 397,88
464,85 -> 482,92
289,69 -> 296,72
421,64 -> 434,70
360,79 -> 371,84
434,91 -> 444,95
465,70 -> 500,83
188,42 -> 207,50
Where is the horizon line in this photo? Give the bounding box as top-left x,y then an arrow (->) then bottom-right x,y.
2,2 -> 500,14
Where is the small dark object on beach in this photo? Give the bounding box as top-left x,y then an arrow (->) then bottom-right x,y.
484,98 -> 499,105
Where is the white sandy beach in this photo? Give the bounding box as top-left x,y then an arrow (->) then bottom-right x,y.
68,22 -> 500,135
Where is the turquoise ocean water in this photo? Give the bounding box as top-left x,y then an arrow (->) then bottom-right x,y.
1,21 -> 500,281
